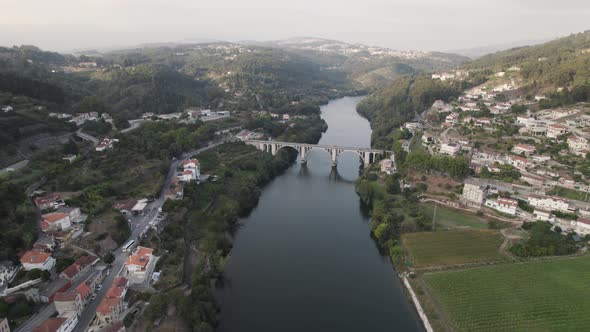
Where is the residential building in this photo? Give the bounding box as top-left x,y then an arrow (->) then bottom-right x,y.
113,199 -> 137,216
0,261 -> 18,291
33,235 -> 56,252
546,123 -> 568,139
96,277 -> 128,325
474,117 -> 492,127
125,247 -> 155,284
379,159 -> 395,175
461,178 -> 489,206
571,218 -> 590,235
54,291 -> 83,315
20,251 -> 56,271
0,318 -> 8,332
282,114 -> 290,120
403,122 -> 422,132
181,159 -> 200,181
59,255 -> 99,280
40,213 -> 71,232
511,143 -> 536,156
440,142 -> 461,156
32,313 -> 77,332
533,209 -> 553,222
34,193 -> 64,210
445,112 -> 459,124
95,138 -> 118,152
485,197 -> 518,216
507,155 -> 533,171
567,135 -> 588,151
528,195 -> 571,212
55,207 -> 83,223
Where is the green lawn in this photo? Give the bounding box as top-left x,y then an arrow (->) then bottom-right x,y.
422,256 -> 590,331
548,186 -> 588,202
423,204 -> 488,230
401,229 -> 504,268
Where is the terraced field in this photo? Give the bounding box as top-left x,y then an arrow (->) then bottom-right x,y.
423,256 -> 590,331
401,229 -> 504,268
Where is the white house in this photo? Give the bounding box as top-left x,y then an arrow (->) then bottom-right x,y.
533,209 -> 553,222
20,251 -> 56,271
567,136 -> 588,155
1,105 -> 13,112
445,112 -> 459,124
485,197 -> 518,216
511,143 -> 536,156
41,212 -> 72,232
528,195 -> 571,212
571,218 -> 590,235
179,158 -> 200,182
440,142 -> 461,156
379,159 -> 395,175
546,123 -> 568,139
56,207 -> 83,223
507,155 -> 533,171
125,247 -> 155,284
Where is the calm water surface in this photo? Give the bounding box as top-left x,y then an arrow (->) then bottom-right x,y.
215,96 -> 423,332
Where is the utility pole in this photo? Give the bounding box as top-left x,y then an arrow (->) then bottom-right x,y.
432,203 -> 438,231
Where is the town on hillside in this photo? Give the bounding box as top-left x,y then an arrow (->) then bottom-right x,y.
400,67 -> 590,236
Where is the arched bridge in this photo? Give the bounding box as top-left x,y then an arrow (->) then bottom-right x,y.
245,140 -> 392,167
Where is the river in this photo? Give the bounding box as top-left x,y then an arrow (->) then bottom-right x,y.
215,96 -> 423,332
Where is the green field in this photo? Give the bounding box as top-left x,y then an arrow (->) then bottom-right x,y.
422,256 -> 590,331
423,204 -> 488,230
402,229 -> 504,268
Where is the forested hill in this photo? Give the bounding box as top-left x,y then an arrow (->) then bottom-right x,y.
463,30 -> 590,90
357,75 -> 467,148
253,37 -> 470,88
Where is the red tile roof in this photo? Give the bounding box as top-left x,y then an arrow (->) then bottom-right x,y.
54,291 -> 78,302
20,251 -> 52,265
34,193 -> 62,208
125,247 -> 153,269
32,318 -> 66,332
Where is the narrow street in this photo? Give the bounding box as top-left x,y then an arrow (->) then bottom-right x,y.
73,139 -> 228,332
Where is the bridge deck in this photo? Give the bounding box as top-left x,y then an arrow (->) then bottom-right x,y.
245,140 -> 391,153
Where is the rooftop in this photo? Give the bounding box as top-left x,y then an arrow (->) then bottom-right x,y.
20,251 -> 52,264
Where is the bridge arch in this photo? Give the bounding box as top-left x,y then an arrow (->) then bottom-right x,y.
336,150 -> 367,165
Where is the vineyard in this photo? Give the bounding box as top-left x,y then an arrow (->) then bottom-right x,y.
422,256 -> 590,331
401,229 -> 504,268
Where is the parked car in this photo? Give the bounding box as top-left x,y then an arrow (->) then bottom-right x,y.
91,294 -> 97,300
97,285 -> 102,291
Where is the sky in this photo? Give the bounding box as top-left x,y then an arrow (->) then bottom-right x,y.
1,0 -> 589,53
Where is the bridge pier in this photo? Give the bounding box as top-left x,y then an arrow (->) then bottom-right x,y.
299,146 -> 308,164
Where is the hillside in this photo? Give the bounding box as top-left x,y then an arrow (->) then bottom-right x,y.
255,37 -> 470,88
464,30 -> 590,91
358,31 -> 590,150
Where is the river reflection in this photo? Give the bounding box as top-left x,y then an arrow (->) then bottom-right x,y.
215,96 -> 422,332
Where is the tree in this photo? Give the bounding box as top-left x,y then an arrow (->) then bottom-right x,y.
104,252 -> 115,264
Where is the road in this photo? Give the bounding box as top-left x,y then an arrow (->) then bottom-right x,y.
76,130 -> 99,146
15,303 -> 56,332
73,139 -> 227,332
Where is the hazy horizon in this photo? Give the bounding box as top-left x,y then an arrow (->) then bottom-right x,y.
1,0 -> 589,54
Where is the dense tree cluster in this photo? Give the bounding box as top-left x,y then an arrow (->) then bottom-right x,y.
510,221 -> 578,257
